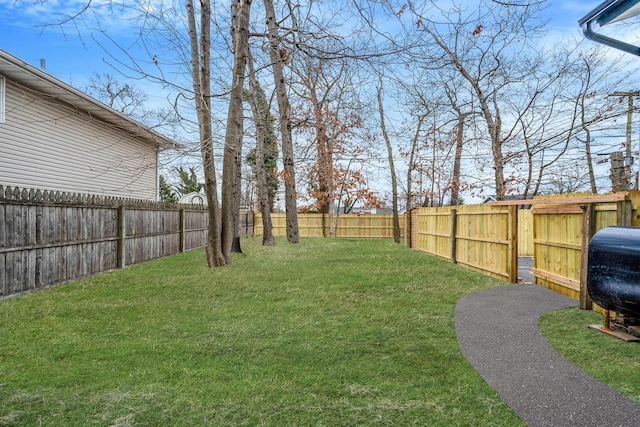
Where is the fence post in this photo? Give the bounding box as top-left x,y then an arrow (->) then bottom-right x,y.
322,212 -> 329,238
180,208 -> 186,253
507,205 -> 518,283
617,199 -> 632,226
450,208 -> 457,264
405,210 -> 411,247
117,205 -> 126,268
580,203 -> 595,310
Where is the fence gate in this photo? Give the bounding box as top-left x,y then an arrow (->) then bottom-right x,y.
527,193 -> 637,307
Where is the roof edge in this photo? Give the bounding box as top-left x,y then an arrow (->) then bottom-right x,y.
0,48 -> 178,151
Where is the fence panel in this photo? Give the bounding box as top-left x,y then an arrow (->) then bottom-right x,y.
184,209 -> 209,251
254,213 -> 287,237
531,192 -> 640,300
336,214 -> 400,238
126,208 -> 181,265
456,204 -> 514,281
532,205 -> 584,298
412,207 -> 452,259
297,214 -> 326,237
518,209 -> 533,256
409,204 -> 516,282
0,185 -> 210,299
255,213 -> 404,239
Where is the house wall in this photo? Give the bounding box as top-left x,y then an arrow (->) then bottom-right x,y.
0,78 -> 159,200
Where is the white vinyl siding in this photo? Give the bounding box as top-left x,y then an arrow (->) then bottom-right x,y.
0,80 -> 159,200
0,75 -> 5,123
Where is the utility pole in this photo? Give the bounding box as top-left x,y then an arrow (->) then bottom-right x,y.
611,91 -> 640,190
609,151 -> 627,192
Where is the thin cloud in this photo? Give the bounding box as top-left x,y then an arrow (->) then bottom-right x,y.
560,1 -> 602,15
0,1 -> 146,36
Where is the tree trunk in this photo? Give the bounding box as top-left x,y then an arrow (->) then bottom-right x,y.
423,26 -> 506,200
583,126 -> 597,194
309,84 -> 332,237
377,84 -> 401,243
247,50 -> 275,246
186,0 -> 226,267
486,96 -> 505,200
451,112 -> 468,206
580,58 -> 597,194
221,0 -> 252,261
264,0 -> 299,244
406,115 -> 424,248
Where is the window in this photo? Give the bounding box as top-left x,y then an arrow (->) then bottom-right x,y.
0,75 -> 5,123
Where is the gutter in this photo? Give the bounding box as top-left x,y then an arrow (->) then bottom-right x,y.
579,0 -> 640,57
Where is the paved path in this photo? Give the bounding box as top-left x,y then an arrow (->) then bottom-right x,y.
518,256 -> 534,284
455,284 -> 640,427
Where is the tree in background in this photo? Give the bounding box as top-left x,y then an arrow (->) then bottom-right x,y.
570,46 -> 633,194
159,175 -> 178,203
83,72 -> 178,134
221,0 -> 253,258
175,166 -> 204,195
405,0 -> 546,200
263,0 -> 299,243
333,167 -> 385,215
377,82 -> 401,243
246,48 -> 276,246
291,50 -> 380,237
245,146 -> 279,208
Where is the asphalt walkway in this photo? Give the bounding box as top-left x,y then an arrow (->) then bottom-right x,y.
455,284 -> 640,427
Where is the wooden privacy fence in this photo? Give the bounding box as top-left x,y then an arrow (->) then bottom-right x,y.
255,212 -> 404,239
11,181 -> 630,310
406,204 -> 518,282
490,191 -> 640,309
0,185 -> 217,298
407,193 -> 640,309
518,209 -> 533,257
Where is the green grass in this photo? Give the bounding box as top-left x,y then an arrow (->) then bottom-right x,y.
0,237 -> 523,426
539,309 -> 640,404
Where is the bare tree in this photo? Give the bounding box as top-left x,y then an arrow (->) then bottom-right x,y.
221,0 -> 253,259
405,114 -> 426,211
437,77 -> 473,206
263,0 -> 299,243
377,82 -> 401,243
572,46 -> 634,194
246,49 -> 276,246
511,41 -> 633,196
185,0 -> 226,266
407,0 -> 545,200
579,55 -> 598,194
290,52 -> 373,236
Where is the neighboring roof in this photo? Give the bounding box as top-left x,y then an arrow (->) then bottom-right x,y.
483,195 -> 532,206
0,49 -> 177,150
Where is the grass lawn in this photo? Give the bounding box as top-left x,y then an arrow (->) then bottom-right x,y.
540,309 -> 640,404
0,237 -> 524,426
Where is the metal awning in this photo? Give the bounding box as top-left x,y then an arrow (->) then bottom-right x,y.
579,0 -> 640,56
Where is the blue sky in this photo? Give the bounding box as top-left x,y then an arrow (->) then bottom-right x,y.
0,0 -> 632,201
0,1 -> 604,86
0,1 -> 117,82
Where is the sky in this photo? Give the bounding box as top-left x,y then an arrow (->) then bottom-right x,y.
0,0 -> 635,203
0,1 -> 607,96
0,1 -> 617,125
